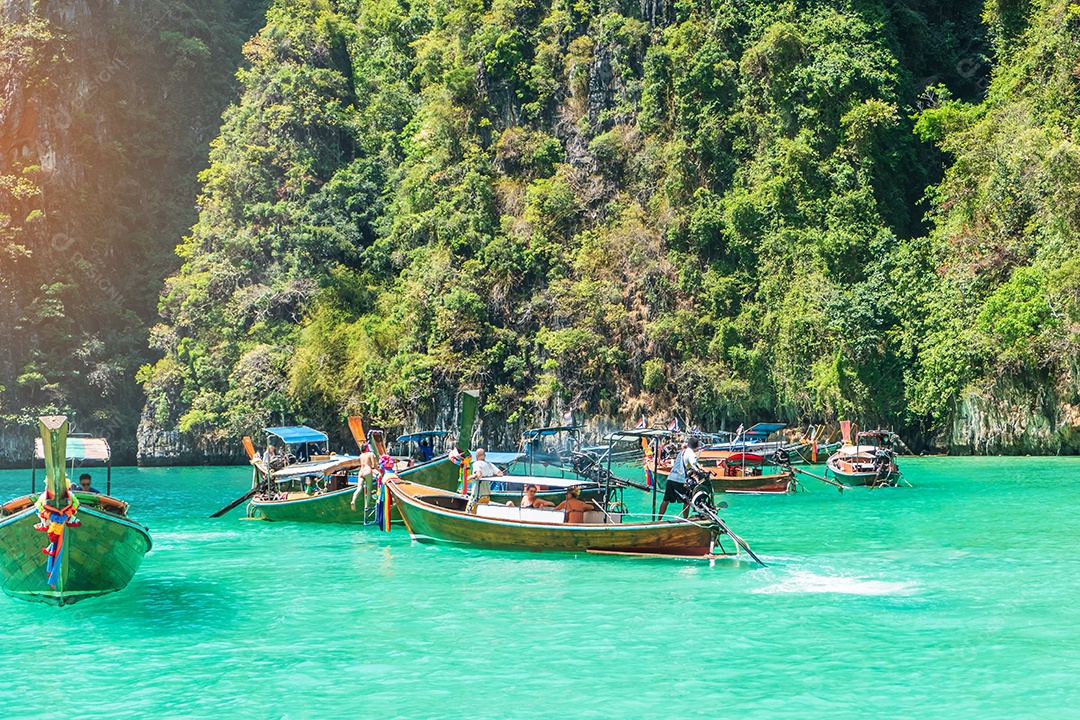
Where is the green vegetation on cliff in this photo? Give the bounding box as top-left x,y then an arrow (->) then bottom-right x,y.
7,0 -> 1080,456
0,0 -> 267,459
143,0 -> 1001,448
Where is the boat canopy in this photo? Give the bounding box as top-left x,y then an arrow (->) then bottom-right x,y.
34,436 -> 111,462
480,476 -> 599,490
271,455 -> 363,482
743,422 -> 786,438
265,426 -> 328,445
605,429 -> 673,443
397,430 -> 450,443
484,451 -> 526,466
522,425 -> 581,440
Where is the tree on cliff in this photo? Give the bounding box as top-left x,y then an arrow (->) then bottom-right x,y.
144,0 -> 1027,453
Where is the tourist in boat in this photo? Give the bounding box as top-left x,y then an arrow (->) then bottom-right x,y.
520,484 -> 555,509
76,473 -> 101,494
554,486 -> 592,523
350,451 -> 380,511
470,448 -> 504,478
658,437 -> 703,518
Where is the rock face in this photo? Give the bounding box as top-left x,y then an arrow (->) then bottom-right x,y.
136,419 -> 245,466
949,384 -> 1080,455
0,429 -> 32,469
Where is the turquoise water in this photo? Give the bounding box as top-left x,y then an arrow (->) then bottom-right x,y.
2,458 -> 1079,718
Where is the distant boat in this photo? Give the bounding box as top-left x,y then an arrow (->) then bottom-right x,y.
825,425 -> 902,487
392,430 -> 452,469
636,427 -> 795,494
702,452 -> 795,494
0,416 -> 152,606
700,423 -> 840,464
246,392 -> 479,523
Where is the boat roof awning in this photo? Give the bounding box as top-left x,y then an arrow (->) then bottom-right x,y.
271,455 -> 363,481
606,429 -> 673,442
484,451 -> 526,466
397,430 -> 451,442
744,422 -> 786,438
480,476 -> 599,489
34,436 -> 111,461
265,426 -> 328,444
522,426 -> 581,440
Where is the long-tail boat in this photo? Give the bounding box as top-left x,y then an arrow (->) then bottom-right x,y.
825,425 -> 902,487
700,452 -> 795,494
388,480 -> 715,557
388,454 -> 765,563
245,392 -> 479,523
0,416 -> 152,606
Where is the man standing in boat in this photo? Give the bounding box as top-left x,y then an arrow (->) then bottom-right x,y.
658,437 -> 703,518
470,448 -> 504,478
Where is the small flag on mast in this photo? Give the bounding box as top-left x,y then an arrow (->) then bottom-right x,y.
634,415 -> 647,429
668,417 -> 680,432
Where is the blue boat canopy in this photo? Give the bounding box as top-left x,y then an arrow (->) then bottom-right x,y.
743,422 -> 786,438
265,426 -> 328,444
397,430 -> 451,443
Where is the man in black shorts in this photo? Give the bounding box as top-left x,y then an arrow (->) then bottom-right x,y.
658,437 -> 703,518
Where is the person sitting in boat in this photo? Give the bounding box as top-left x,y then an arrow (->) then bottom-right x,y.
520,484 -> 555,510
350,451 -> 380,511
420,439 -> 433,462
554,486 -> 592,523
658,437 -> 703,519
76,473 -> 101,494
470,448 -> 503,478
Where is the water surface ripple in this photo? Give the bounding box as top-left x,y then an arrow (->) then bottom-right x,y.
2,458 -> 1079,718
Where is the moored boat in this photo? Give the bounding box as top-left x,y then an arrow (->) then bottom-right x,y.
388,480 -> 722,558
702,452 -> 795,494
825,427 -> 902,487
0,417 -> 152,606
246,391 -> 479,523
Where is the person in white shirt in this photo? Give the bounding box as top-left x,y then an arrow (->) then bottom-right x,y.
470,448 -> 504,478
658,437 -> 703,518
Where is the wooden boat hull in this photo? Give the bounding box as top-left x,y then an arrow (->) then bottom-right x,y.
655,468 -> 794,494
389,482 -> 715,556
250,455 -> 462,523
0,503 -> 152,606
709,473 -> 793,494
825,454 -> 900,486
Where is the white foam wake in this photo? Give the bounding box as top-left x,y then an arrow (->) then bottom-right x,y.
754,570 -> 918,596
